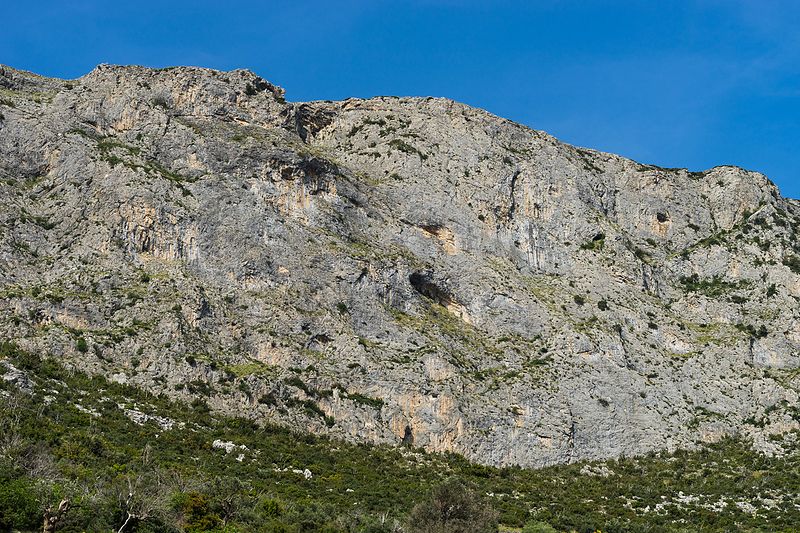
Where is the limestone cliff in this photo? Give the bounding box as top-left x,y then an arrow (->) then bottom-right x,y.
1,64 -> 798,467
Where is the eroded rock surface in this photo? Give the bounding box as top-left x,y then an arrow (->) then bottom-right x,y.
1,64 -> 798,467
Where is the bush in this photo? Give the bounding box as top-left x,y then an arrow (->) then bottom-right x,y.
407,478 -> 498,533
783,255 -> 800,274
190,398 -> 210,414
0,341 -> 21,358
75,337 -> 88,353
256,497 -> 283,519
735,323 -> 768,339
679,274 -> 748,297
767,284 -> 778,297
0,478 -> 41,530
176,492 -> 222,532
522,521 -> 558,533
347,392 -> 385,409
388,139 -> 428,160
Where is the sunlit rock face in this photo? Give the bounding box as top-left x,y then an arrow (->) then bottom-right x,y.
0,63 -> 798,467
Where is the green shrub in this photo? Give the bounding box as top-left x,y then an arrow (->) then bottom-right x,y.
388,139 -> 427,160
407,479 -> 498,533
522,521 -> 558,533
783,255 -> 800,274
190,398 -> 210,414
735,323 -> 768,339
347,392 -> 385,409
284,375 -> 311,395
679,274 -> 748,297
75,337 -> 88,353
187,380 -> 213,396
0,341 -> 21,358
0,478 -> 40,530
767,284 -> 778,297
176,492 -> 222,533
256,497 -> 283,518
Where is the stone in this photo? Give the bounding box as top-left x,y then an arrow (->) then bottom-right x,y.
0,64 -> 798,468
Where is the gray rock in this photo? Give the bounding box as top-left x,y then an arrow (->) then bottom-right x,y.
0,63 -> 798,467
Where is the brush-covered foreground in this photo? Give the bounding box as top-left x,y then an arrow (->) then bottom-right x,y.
1,342 -> 798,533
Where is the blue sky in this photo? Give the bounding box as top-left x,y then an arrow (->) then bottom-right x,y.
3,1 -> 799,197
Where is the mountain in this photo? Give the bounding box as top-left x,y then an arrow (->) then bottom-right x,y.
1,64 -> 798,470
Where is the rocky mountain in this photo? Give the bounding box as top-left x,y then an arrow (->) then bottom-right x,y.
1,64 -> 798,468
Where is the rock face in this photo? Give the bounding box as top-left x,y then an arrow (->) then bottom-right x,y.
1,64 -> 799,467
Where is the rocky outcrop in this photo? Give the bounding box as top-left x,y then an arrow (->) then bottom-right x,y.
0,64 -> 798,467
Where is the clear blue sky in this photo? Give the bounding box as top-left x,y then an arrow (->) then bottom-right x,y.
3,1 -> 798,198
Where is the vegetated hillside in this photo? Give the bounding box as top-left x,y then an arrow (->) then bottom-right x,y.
2,342 -> 799,532
0,64 -> 799,471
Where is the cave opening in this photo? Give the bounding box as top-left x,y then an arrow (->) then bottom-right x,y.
409,272 -> 455,308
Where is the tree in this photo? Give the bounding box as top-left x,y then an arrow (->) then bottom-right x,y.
407,479 -> 498,533
208,475 -> 250,526
110,448 -> 172,533
113,473 -> 171,533
42,498 -> 71,533
175,492 -> 222,532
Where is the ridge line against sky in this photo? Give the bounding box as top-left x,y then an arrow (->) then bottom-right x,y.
3,0 -> 798,198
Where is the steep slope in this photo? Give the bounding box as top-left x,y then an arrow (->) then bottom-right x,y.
3,345 -> 800,532
0,64 -> 798,467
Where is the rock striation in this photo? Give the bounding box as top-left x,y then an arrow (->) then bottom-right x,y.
1,64 -> 798,467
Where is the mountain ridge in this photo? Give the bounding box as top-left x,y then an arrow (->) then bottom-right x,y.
4,62 -> 790,196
